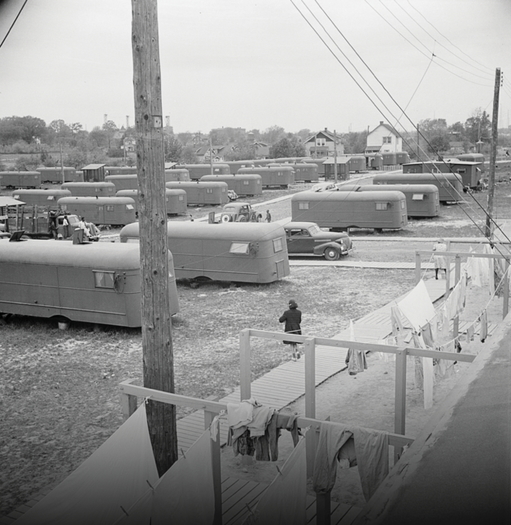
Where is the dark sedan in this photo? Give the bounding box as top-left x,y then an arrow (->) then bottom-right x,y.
282,221 -> 352,260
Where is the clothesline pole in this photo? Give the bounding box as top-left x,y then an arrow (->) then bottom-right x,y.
504,259 -> 510,318
239,329 -> 251,401
394,348 -> 407,437
415,252 -> 422,283
204,410 -> 222,525
304,338 -> 316,420
453,255 -> 461,339
316,491 -> 331,525
304,338 -> 318,478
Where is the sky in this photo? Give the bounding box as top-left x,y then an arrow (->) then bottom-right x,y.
0,0 -> 510,135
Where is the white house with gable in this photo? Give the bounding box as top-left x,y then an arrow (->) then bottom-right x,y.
365,121 -> 402,154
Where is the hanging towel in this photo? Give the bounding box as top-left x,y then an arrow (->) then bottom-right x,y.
312,422 -> 389,501
312,422 -> 353,494
115,428 -> 216,525
397,280 -> 436,331
243,437 -> 307,525
17,403 -> 159,525
227,398 -> 259,429
352,427 -> 389,501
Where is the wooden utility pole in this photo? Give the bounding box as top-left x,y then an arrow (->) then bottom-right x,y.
131,0 -> 177,475
485,67 -> 501,239
333,130 -> 338,183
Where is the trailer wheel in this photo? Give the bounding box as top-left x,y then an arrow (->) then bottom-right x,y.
324,247 -> 340,261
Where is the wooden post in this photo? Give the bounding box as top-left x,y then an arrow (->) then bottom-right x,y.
452,255 -> 461,339
394,348 -> 407,435
304,339 -> 317,478
415,251 -> 421,283
316,491 -> 331,525
486,68 -> 501,239
204,410 -> 222,525
131,0 -> 177,475
504,258 -> 510,319
394,347 -> 407,464
304,338 -> 316,419
240,329 -> 251,400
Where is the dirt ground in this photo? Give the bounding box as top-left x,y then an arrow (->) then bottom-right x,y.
1,172 -> 510,517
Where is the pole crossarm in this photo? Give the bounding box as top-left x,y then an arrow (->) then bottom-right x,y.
243,329 -> 475,363
118,380 -> 414,448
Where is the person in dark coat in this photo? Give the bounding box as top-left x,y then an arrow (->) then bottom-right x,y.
279,299 -> 302,361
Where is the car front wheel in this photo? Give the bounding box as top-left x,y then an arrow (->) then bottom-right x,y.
324,247 -> 340,261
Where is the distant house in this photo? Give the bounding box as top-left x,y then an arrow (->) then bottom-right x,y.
303,129 -> 344,158
366,121 -> 402,154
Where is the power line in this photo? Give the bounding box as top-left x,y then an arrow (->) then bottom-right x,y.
394,0 -> 494,79
291,2 -> 510,250
0,0 -> 29,50
406,0 -> 495,75
365,0 -> 492,88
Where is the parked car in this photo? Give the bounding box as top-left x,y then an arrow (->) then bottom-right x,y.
217,202 -> 263,223
281,221 -> 352,260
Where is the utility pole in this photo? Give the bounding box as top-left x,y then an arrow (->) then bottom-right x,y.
131,0 -> 177,475
333,130 -> 338,183
209,135 -> 214,175
416,124 -> 420,161
485,67 -> 501,239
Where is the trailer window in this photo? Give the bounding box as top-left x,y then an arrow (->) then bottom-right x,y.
230,242 -> 250,254
273,237 -> 283,252
106,205 -> 114,212
375,202 -> 389,211
206,188 -> 213,194
93,270 -> 116,289
298,202 -> 309,210
412,194 -> 424,200
47,196 -> 55,201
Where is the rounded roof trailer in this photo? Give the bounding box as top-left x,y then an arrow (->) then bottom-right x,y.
116,188 -> 188,215
0,240 -> 179,327
291,189 -> 408,231
57,196 -> 137,226
373,172 -> 464,202
61,182 -> 117,197
336,183 -> 440,218
120,221 -> 290,284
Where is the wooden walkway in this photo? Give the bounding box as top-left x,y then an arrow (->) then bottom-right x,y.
176,278 -> 450,451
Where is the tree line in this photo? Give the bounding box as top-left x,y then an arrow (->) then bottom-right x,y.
0,108 -> 505,171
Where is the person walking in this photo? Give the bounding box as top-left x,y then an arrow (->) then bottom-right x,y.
265,209 -> 272,222
279,299 -> 302,361
433,239 -> 448,280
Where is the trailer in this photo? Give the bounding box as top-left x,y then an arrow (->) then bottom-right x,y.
104,166 -> 138,176
237,166 -> 295,188
0,240 -> 179,327
336,183 -> 439,218
289,162 -> 319,183
12,189 -> 72,210
61,181 -> 117,197
0,171 -> 41,189
120,221 -> 290,284
164,168 -> 191,181
200,174 -> 262,197
177,163 -> 231,180
373,172 -> 464,202
57,196 -> 137,226
164,181 -> 229,206
116,188 -> 188,215
291,190 -> 408,231
36,167 -> 82,183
